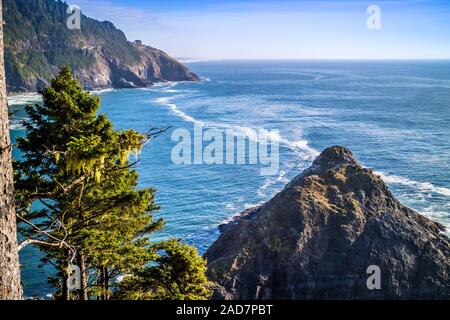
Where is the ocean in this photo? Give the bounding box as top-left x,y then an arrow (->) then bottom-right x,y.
8,60 -> 450,297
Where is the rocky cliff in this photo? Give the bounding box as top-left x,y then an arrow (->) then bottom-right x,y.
205,146 -> 450,299
3,0 -> 199,92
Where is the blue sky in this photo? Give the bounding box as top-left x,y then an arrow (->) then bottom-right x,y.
67,0 -> 450,60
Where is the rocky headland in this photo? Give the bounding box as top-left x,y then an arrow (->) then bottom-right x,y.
205,146 -> 450,299
3,0 -> 198,93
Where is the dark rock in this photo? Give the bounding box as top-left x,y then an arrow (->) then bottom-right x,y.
218,207 -> 262,233
205,146 -> 450,300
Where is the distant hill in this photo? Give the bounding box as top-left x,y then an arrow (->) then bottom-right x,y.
3,0 -> 199,93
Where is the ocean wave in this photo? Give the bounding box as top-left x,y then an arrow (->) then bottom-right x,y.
257,169 -> 290,198
244,202 -> 264,209
7,93 -> 42,106
155,97 -> 204,125
219,201 -> 265,225
225,203 -> 236,211
215,123 -> 319,161
9,123 -> 25,131
286,139 -> 320,159
420,205 -> 450,234
154,94 -> 319,163
9,116 -> 29,131
178,59 -> 208,64
376,171 -> 450,197
153,85 -> 320,165
152,81 -> 178,88
421,205 -> 450,219
90,88 -> 115,95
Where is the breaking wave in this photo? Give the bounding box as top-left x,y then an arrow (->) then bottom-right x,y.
376,172 -> 450,197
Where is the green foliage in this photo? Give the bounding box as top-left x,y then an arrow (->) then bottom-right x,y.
46,49 -> 96,71
9,50 -> 54,80
14,66 -> 210,300
116,240 -> 212,300
66,135 -> 107,181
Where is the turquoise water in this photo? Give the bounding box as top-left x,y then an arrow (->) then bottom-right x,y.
9,60 -> 450,297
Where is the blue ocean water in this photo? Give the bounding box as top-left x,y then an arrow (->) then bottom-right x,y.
8,60 -> 450,297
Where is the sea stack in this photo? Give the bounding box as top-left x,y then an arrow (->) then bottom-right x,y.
205,146 -> 450,299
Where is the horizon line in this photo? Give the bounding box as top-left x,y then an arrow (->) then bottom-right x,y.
180,58 -> 450,63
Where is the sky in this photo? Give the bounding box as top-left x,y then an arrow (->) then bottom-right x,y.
66,0 -> 450,60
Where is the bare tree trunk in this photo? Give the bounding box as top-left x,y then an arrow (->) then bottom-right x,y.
102,267 -> 107,300
98,266 -> 109,300
104,268 -> 110,300
98,267 -> 104,300
77,253 -> 88,300
62,270 -> 70,300
0,0 -> 22,300
62,256 -> 71,300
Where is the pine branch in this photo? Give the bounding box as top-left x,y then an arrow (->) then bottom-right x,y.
16,213 -> 77,263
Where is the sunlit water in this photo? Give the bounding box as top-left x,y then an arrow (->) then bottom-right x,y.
9,60 -> 450,297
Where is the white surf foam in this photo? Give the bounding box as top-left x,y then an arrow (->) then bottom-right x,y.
153,81 -> 178,88
420,205 -> 450,234
225,203 -> 236,211
7,93 -> 42,106
155,97 -> 205,125
213,123 -> 319,161
155,94 -> 319,163
376,171 -> 450,197
154,92 -> 320,181
9,123 -> 24,131
90,88 -> 115,95
9,118 -> 27,131
177,58 -> 208,64
257,169 -> 290,198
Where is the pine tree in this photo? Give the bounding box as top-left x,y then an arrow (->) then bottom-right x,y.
14,65 -> 210,300
116,239 -> 212,300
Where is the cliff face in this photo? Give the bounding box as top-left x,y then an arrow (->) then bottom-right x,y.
205,146 -> 450,300
3,0 -> 199,93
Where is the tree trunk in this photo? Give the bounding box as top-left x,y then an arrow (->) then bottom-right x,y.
0,0 -> 22,300
62,257 -> 71,300
104,268 -> 110,300
62,270 -> 70,300
77,253 -> 88,300
98,266 -> 110,300
102,267 -> 107,300
97,268 -> 103,300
